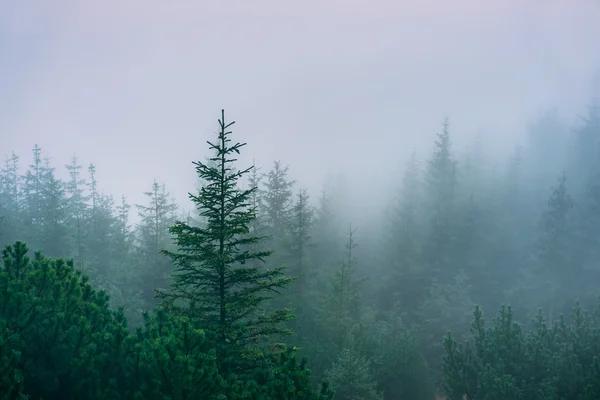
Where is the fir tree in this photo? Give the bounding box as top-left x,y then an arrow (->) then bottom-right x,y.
0,153 -> 22,246
263,160 -> 295,268
21,145 -> 45,248
423,118 -> 458,282
286,189 -> 315,307
64,155 -> 89,269
381,149 -> 424,313
136,180 -> 178,309
38,156 -> 68,257
330,223 -> 364,345
160,110 -> 294,370
535,172 -> 575,321
247,161 -> 269,270
326,346 -> 382,400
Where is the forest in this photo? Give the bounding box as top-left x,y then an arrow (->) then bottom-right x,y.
2,102 -> 600,400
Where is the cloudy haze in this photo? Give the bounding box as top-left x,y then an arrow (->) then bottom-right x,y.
2,0 -> 600,216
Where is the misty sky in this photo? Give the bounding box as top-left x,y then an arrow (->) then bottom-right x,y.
2,0 -> 600,217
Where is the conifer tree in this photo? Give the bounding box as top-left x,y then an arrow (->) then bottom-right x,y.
65,155 -> 89,269
381,150 -> 424,312
287,189 -> 314,306
38,156 -> 68,257
423,118 -> 458,282
326,346 -> 382,400
312,186 -> 344,287
569,101 -> 600,192
505,144 -> 523,210
136,180 -> 178,309
247,161 -> 269,270
263,160 -> 295,267
84,164 -> 116,284
21,145 -> 45,248
535,172 -> 575,320
0,153 -> 22,245
330,223 -> 364,345
160,110 -> 294,370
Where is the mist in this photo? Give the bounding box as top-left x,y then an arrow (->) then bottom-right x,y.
2,1 -> 600,399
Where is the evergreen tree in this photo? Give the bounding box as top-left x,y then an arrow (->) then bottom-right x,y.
247,161 -> 269,270
160,110 -> 294,372
113,195 -> 144,327
64,155 -> 89,269
380,150 -> 424,313
0,153 -> 22,246
84,164 -> 118,287
135,180 -> 178,309
0,241 -> 130,399
423,118 -> 458,282
330,223 -> 364,345
286,189 -> 315,312
326,346 -> 382,400
569,101 -> 600,193
38,156 -> 68,257
534,172 -> 575,321
21,145 -> 45,248
312,186 -> 344,289
263,160 -> 295,267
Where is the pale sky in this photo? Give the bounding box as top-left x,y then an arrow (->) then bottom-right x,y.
2,0 -> 600,219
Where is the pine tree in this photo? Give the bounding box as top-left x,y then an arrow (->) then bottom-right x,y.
423,119 -> 459,282
312,187 -> 344,288
326,346 -> 382,400
381,149 -> 424,312
286,189 -> 315,307
330,223 -> 364,345
569,101 -> 600,192
535,172 -> 575,321
113,195 -> 144,326
263,160 -> 295,267
84,164 -> 117,284
135,180 -> 178,309
160,110 -> 294,371
21,145 -> 45,248
505,144 -> 523,210
64,155 -> 89,269
38,156 -> 68,257
247,161 -> 269,270
0,153 -> 22,246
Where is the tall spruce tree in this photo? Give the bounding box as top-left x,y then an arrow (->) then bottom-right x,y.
160,110 -> 294,370
534,172 -> 575,321
423,118 -> 458,282
136,180 -> 178,309
330,223 -> 364,345
0,153 -> 22,246
381,149 -> 424,313
64,155 -> 89,269
286,189 -> 315,307
246,161 -> 269,270
263,160 -> 295,269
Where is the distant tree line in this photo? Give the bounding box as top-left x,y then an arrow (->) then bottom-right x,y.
1,102 -> 600,399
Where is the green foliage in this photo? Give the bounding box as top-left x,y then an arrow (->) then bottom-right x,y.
126,308 -> 224,399
0,240 -> 129,399
326,346 -> 382,400
0,240 -> 331,400
443,302 -> 600,400
135,179 -> 178,309
160,110 -> 294,370
349,311 -> 434,400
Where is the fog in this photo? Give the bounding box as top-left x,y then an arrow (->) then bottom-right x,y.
3,0 -> 600,214
3,1 -> 600,399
